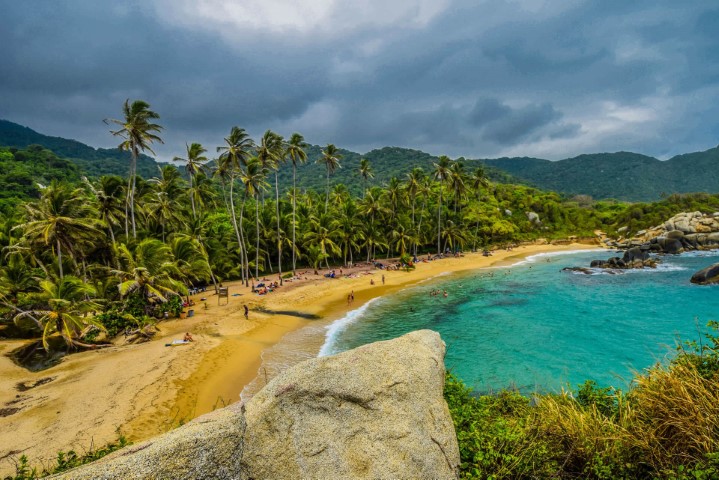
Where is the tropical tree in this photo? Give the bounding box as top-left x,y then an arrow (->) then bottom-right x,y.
216,126 -> 254,284
257,130 -> 286,280
240,157 -> 269,280
286,133 -> 307,273
318,144 -> 342,213
112,239 -> 186,312
16,182 -> 103,279
433,155 -> 452,254
14,276 -> 103,351
84,175 -> 125,247
304,213 -> 341,270
359,158 -> 374,198
105,99 -> 163,239
173,142 -> 207,220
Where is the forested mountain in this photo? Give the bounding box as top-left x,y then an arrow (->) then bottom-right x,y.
0,120 -> 164,179
482,148 -> 719,201
2,118 -> 718,202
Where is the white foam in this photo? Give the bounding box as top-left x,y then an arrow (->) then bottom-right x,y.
317,297 -> 381,357
510,248 -> 605,267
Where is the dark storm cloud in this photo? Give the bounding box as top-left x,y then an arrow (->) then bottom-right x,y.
1,1 -> 718,161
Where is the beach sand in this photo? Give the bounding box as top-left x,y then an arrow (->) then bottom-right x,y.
0,242 -> 597,474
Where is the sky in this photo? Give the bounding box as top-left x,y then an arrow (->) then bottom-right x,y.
1,0 -> 718,162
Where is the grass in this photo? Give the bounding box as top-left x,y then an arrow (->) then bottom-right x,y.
445,322 -> 719,479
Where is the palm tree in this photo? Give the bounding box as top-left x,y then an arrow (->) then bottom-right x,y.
14,276 -> 103,351
448,161 -> 467,216
433,155 -> 452,255
16,182 -> 103,279
257,130 -> 286,280
112,239 -> 186,312
318,144 -> 342,213
216,127 -> 254,285
168,234 -> 211,289
304,213 -> 341,270
240,157 -> 269,280
406,167 -> 424,236
105,99 -> 163,239
359,158 -> 374,198
286,133 -> 307,273
83,176 -> 125,247
470,166 -> 491,251
173,142 -> 207,220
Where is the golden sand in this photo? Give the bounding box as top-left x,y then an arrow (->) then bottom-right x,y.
0,243 -> 597,473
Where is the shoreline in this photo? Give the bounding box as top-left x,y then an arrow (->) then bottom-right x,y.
0,242 -> 597,474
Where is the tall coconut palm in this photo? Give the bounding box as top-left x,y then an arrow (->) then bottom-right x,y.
216,127 -> 254,285
318,144 -> 342,213
83,175 -> 125,247
470,166 -> 491,251
304,213 -> 341,270
285,133 -> 307,273
433,155 -> 452,255
406,167 -> 424,234
16,182 -> 103,279
359,158 -> 374,199
240,157 -> 269,280
14,276 -> 103,351
257,130 -> 286,280
105,99 -> 163,239
173,142 -> 207,220
448,161 -> 467,216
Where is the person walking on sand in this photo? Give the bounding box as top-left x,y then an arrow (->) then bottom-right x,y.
244,304 -> 249,319
382,274 -> 385,285
351,290 -> 354,304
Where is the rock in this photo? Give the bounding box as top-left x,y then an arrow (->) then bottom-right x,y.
617,226 -> 628,234
691,263 -> 719,285
666,230 -> 685,240
526,211 -> 541,225
52,331 -> 459,480
673,218 -> 694,233
636,229 -> 647,236
50,404 -> 247,480
504,209 -> 512,217
622,246 -> 649,264
241,330 -> 459,479
655,236 -> 684,254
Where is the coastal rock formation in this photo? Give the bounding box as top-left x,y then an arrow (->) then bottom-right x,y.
51,330 -> 459,480
609,212 -> 719,253
691,262 -> 719,285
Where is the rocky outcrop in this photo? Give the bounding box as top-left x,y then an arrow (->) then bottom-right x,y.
604,212 -> 719,254
51,330 -> 460,480
584,246 -> 659,271
691,263 -> 719,285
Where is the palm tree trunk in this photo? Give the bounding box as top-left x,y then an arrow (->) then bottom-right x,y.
255,198 -> 260,280
239,191 -> 249,286
130,148 -> 138,239
416,196 -> 427,256
228,179 -> 246,285
325,166 -> 330,213
275,170 -> 282,284
189,174 -> 197,220
292,165 -> 297,274
437,187 -> 442,255
56,238 -> 63,279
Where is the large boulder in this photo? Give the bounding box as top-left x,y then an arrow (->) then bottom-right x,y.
622,246 -> 649,264
49,404 -> 247,480
241,330 -> 459,479
691,263 -> 719,285
52,330 -> 459,480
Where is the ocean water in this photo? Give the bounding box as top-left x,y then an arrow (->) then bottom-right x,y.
319,250 -> 719,393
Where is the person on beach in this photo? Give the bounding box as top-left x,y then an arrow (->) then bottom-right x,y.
244,304 -> 249,319
370,278 -> 375,285
382,274 -> 385,285
183,332 -> 194,342
351,290 -> 355,304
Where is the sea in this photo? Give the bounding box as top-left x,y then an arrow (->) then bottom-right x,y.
242,249 -> 719,399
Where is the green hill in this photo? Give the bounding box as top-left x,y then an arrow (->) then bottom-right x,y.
482,149 -> 719,201
0,119 -> 164,179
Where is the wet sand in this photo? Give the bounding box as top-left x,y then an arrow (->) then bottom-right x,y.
0,242 -> 597,474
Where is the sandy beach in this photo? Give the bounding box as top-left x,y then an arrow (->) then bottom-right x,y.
0,242 -> 597,474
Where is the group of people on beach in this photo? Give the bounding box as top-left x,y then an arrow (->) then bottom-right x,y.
346,290 -> 355,305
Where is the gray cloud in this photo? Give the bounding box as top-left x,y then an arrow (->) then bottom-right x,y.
1,1 -> 718,162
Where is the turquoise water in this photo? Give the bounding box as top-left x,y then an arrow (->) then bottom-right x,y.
319,250 -> 719,393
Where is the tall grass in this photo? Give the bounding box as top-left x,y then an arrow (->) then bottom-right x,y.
445,322 -> 719,479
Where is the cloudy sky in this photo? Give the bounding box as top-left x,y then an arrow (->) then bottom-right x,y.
1,0 -> 718,162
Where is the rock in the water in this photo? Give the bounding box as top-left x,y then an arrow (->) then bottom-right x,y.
241,330 -> 459,479
691,263 -> 719,285
52,330 -> 459,480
